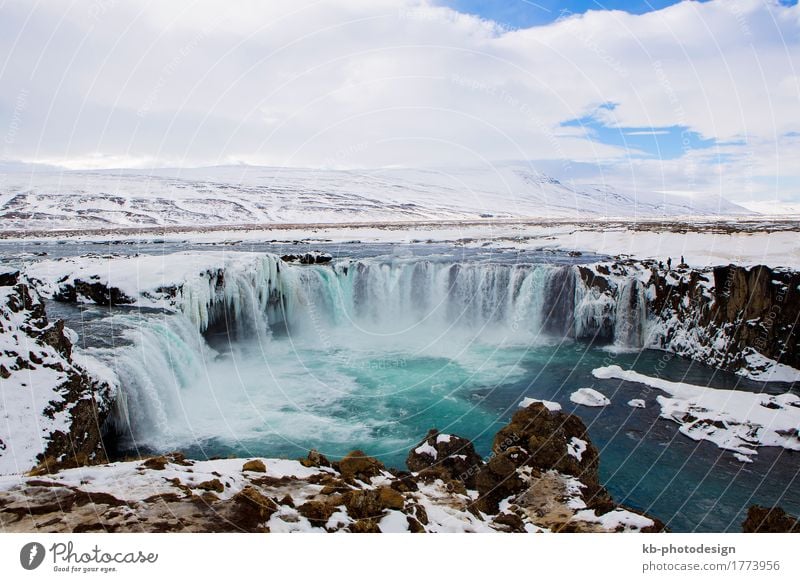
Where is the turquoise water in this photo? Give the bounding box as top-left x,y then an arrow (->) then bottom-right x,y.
110,324 -> 798,533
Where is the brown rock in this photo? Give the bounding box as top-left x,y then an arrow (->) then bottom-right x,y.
342,490 -> 384,519
242,459 -> 267,473
196,479 -> 224,493
742,505 -> 800,533
338,450 -> 385,483
297,500 -> 334,526
142,456 -> 169,470
474,447 -> 527,514
493,403 -> 600,485
230,486 -> 278,530
406,429 -> 484,489
377,487 -> 405,510
493,512 -> 526,533
348,518 -> 381,533
299,449 -> 331,468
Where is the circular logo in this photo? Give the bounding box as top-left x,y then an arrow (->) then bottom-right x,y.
19,542 -> 46,570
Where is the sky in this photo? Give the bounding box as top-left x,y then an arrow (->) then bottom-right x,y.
0,0 -> 798,204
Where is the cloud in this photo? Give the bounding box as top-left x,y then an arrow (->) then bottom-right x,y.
0,0 -> 797,201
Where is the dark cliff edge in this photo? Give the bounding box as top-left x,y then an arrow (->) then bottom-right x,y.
0,270 -> 115,475
577,261 -> 799,378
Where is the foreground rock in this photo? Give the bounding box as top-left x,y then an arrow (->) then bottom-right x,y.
0,403 -> 662,533
0,271 -> 115,475
742,506 -> 800,533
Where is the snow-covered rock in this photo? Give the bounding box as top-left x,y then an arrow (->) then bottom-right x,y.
519,397 -> 562,411
0,272 -> 115,475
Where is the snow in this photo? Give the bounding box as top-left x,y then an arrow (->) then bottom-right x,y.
519,397 -> 562,411
325,508 -> 352,530
593,365 -> 800,456
0,457 -> 330,507
0,163 -> 747,232
0,284 -> 98,475
567,437 -> 587,462
572,508 -> 654,532
25,251 -> 267,311
435,434 -> 452,444
414,442 -> 438,460
569,388 -> 611,408
413,480 -> 495,533
742,351 -> 800,383
379,510 -> 410,533
628,399 -> 646,409
266,508 -> 319,533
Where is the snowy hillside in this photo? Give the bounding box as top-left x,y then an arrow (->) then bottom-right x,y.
0,163 -> 747,230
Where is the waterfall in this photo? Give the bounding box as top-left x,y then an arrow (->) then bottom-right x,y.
541,266 -> 577,337
100,253 -> 655,447
105,314 -> 214,445
613,278 -> 647,348
575,281 -> 616,342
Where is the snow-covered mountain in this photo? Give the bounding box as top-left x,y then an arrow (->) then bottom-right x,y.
0,162 -> 747,230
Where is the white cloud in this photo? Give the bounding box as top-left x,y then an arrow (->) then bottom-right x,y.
0,0 -> 797,201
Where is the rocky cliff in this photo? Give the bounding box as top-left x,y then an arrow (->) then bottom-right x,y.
0,270 -> 115,475
578,261 -> 799,380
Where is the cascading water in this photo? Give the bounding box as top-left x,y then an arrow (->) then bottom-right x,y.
101,253 -> 656,457
68,249 -> 799,532
613,278 -> 648,348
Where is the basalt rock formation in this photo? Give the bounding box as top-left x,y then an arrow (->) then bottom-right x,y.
0,271 -> 115,475
577,261 -> 799,377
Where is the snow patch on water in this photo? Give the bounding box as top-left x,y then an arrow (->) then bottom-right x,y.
593,365 -> 800,457
570,388 -> 611,407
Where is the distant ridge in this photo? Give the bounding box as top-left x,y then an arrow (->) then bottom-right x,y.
0,162 -> 748,230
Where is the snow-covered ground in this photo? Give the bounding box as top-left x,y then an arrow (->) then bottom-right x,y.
6,217 -> 798,271
593,365 -> 800,460
0,163 -> 747,231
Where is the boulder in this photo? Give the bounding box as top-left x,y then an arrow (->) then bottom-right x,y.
406,429 -> 484,488
242,459 -> 267,473
742,505 -> 800,533
342,490 -> 384,519
338,450 -> 385,483
377,486 -> 405,510
230,486 -> 278,531
493,402 -> 600,485
196,479 -> 224,493
474,446 -> 527,514
299,449 -> 331,468
297,500 -> 335,526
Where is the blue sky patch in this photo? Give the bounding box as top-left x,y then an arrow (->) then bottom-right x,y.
441,0 -> 796,29
560,103 -> 717,159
